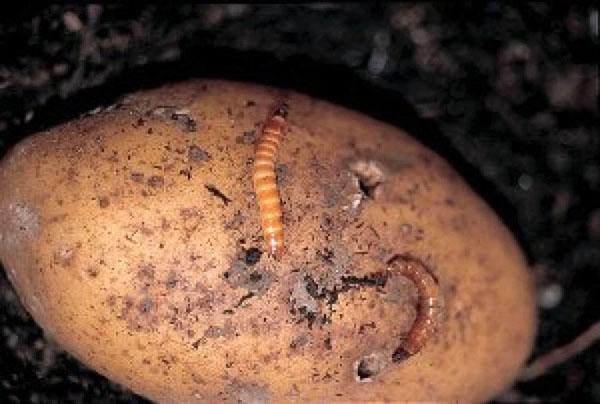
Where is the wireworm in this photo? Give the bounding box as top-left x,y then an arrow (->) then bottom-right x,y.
252,101 -> 288,259
388,255 -> 443,360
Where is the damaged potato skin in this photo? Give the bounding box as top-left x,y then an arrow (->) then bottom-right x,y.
0,80 -> 536,402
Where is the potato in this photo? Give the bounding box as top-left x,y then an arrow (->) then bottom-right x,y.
0,80 -> 536,402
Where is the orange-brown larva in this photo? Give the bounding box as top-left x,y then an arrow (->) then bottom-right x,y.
388,255 -> 443,360
252,101 -> 288,259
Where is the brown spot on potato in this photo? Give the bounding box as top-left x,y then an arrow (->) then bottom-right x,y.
358,322 -> 377,335
147,175 -> 164,188
118,294 -> 159,332
180,208 -> 202,220
48,213 -> 69,223
98,197 -> 110,208
179,208 -> 203,241
86,267 -> 99,278
66,167 -> 79,181
137,263 -> 155,284
138,296 -> 155,314
289,334 -> 309,350
130,172 -> 145,183
139,225 -> 153,236
165,270 -> 179,289
224,210 -> 245,230
191,373 -> 206,385
179,168 -> 192,180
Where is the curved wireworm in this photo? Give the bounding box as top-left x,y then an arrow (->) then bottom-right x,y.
252,101 -> 288,259
388,255 -> 443,360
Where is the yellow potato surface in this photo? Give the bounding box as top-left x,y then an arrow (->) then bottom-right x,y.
0,80 -> 536,402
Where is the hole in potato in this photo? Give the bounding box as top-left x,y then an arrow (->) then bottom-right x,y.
349,159 -> 385,201
244,247 -> 262,266
354,353 -> 384,383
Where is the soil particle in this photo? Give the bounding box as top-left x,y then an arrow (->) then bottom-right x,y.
204,184 -> 232,205
290,277 -> 319,314
236,130 -> 257,144
228,382 -> 271,404
224,210 -> 245,230
0,202 -> 40,246
188,145 -> 210,163
203,320 -> 235,339
224,257 -> 273,295
147,175 -> 164,188
149,106 -> 198,132
275,164 -> 289,186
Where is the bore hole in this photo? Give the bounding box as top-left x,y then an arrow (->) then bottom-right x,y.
355,354 -> 384,382
358,180 -> 375,198
349,160 -> 385,199
244,247 -> 262,266
304,275 -> 321,298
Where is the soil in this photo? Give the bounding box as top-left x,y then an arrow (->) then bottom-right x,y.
0,4 -> 598,403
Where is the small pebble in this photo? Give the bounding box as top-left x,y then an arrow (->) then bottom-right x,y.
518,174 -> 533,191
538,282 -> 563,309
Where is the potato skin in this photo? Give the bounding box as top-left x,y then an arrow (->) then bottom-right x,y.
0,80 -> 536,402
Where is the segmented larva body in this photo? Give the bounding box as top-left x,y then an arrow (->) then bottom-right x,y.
253,102 -> 288,259
388,255 -> 443,359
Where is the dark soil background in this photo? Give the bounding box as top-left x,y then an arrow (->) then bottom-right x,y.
0,3 -> 598,403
